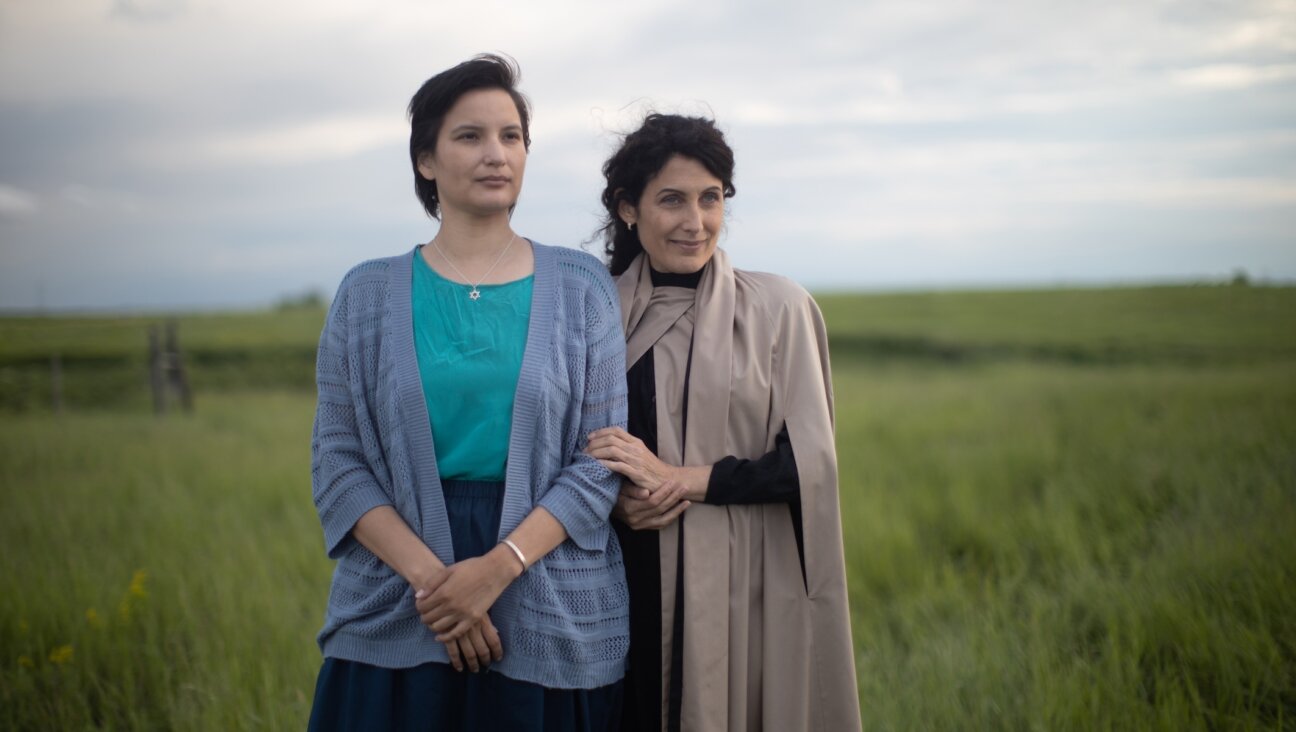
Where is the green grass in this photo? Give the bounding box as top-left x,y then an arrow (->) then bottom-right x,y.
0,308 -> 326,411
818,284 -> 1296,365
0,394 -> 328,730
2,285 -> 1294,729
0,308 -> 326,360
835,362 -> 1296,729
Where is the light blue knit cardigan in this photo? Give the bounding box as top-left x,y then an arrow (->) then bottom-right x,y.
311,243 -> 630,689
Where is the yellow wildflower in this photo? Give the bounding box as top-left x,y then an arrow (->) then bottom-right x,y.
48,645 -> 73,665
86,608 -> 103,628
118,569 -> 148,622
18,655 -> 34,668
128,570 -> 148,599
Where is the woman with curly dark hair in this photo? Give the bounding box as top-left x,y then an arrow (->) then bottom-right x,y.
586,113 -> 862,732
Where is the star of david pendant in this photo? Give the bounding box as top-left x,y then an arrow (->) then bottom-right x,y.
468,288 -> 481,301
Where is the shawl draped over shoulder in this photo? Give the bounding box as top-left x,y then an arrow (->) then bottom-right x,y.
617,248 -> 862,732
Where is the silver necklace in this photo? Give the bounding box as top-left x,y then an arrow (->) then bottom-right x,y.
431,232 -> 517,301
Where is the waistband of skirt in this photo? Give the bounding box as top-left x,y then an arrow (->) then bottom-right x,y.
440,479 -> 505,498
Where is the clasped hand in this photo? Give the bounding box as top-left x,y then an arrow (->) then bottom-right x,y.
587,427 -> 690,530
414,554 -> 514,672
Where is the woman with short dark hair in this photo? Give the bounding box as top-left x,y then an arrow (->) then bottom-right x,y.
307,54 -> 629,732
587,113 -> 862,731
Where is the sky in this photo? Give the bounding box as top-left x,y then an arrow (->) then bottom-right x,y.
1,0 -> 1294,310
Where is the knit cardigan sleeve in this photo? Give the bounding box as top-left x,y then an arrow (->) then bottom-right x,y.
535,261 -> 628,552
311,270 -> 394,558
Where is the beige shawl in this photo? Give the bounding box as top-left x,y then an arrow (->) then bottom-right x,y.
618,249 -> 862,732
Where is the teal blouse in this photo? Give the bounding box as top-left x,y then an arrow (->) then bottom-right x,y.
411,248 -> 533,481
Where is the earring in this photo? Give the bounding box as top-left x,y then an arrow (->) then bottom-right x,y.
627,221 -> 635,231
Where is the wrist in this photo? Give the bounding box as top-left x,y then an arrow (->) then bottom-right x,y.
408,560 -> 445,591
490,542 -> 525,581
656,465 -> 681,492
683,465 -> 711,502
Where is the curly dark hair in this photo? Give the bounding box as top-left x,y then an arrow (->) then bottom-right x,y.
597,114 -> 735,275
407,53 -> 531,220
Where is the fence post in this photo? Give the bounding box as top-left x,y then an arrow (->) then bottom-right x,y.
165,320 -> 194,413
50,353 -> 64,414
148,326 -> 165,414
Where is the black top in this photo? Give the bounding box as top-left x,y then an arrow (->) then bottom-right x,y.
628,334 -> 800,505
615,265 -> 803,732
631,265 -> 800,503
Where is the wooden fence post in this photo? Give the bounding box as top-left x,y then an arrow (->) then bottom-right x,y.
50,353 -> 64,414
149,321 -> 193,415
164,320 -> 194,413
149,326 -> 165,414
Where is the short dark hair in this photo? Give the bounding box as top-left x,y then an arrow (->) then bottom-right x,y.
597,114 -> 736,275
407,53 -> 532,220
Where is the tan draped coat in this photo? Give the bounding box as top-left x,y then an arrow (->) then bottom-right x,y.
617,249 -> 862,732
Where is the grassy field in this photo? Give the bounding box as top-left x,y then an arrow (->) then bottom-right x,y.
2,284 -> 1294,729
0,307 -> 325,411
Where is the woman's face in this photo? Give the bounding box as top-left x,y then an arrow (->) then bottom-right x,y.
620,155 -> 725,274
417,88 -> 527,218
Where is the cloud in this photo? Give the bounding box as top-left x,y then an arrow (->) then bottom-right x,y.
165,114 -> 408,167
111,0 -> 189,22
0,184 -> 38,218
1204,14 -> 1296,53
1,0 -> 1294,308
58,184 -> 144,214
1170,63 -> 1296,89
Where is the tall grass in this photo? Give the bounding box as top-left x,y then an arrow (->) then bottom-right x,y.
0,309 -> 326,411
835,362 -> 1296,729
2,285 -> 1293,729
0,394 -> 328,730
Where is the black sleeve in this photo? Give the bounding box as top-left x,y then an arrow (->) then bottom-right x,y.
704,423 -> 799,505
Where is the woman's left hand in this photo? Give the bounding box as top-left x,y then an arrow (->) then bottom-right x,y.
415,549 -> 519,642
444,616 -> 504,673
613,480 -> 691,530
587,427 -> 677,493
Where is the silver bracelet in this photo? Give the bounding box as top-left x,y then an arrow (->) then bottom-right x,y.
501,539 -> 527,572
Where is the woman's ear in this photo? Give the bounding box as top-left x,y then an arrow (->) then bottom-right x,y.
416,152 -> 437,182
617,199 -> 637,229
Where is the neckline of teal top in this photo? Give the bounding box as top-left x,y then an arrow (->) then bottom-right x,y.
411,248 -> 534,482
415,246 -> 535,291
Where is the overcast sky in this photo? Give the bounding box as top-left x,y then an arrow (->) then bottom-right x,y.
1,0 -> 1293,310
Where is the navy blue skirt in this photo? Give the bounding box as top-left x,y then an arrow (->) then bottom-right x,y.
308,480 -> 622,732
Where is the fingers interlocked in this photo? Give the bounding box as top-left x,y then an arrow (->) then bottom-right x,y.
615,480 -> 690,530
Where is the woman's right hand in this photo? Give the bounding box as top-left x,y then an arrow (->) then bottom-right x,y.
444,615 -> 504,673
612,479 -> 690,530
409,562 -> 503,672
